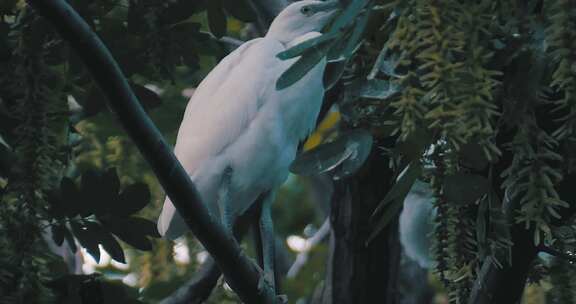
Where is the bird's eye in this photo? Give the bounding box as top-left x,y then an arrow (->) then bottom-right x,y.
300,6 -> 313,16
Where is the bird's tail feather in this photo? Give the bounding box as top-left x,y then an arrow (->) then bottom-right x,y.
157,197 -> 187,240
157,170 -> 220,240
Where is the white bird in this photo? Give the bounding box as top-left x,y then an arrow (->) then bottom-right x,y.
157,0 -> 340,289
399,180 -> 436,269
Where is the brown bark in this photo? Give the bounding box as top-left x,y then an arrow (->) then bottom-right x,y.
325,142 -> 400,304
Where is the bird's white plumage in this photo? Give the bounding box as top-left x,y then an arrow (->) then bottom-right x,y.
158,1 -> 337,240
399,180 -> 436,269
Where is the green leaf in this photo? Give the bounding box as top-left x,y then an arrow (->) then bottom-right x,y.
60,177 -> 81,217
0,0 -> 16,14
332,130 -> 373,180
278,2 -> 371,62
207,0 -> 227,38
368,162 -> 422,244
100,168 -> 120,211
377,52 -> 403,78
290,138 -> 349,175
71,222 -> 101,263
330,0 -> 370,32
0,134 -> 14,177
290,129 -> 372,178
323,60 -> 347,90
62,169 -> 152,218
104,217 -> 158,251
340,10 -> 370,58
99,231 -> 126,264
117,183 -> 151,216
222,0 -> 257,22
476,193 -> 489,258
157,2 -> 204,28
78,169 -> 124,216
0,133 -> 9,148
114,232 -> 153,251
80,84 -> 107,116
358,79 -> 400,100
372,162 -> 423,217
393,128 -> 431,165
51,224 -> 66,246
122,217 -> 161,238
0,100 -> 20,140
327,36 -> 348,61
46,190 -> 65,219
459,143 -> 490,171
80,170 -> 102,216
276,40 -> 333,90
277,31 -> 340,60
275,0 -> 372,62
63,225 -> 77,254
71,221 -> 126,263
132,83 -> 162,111
443,173 -> 490,205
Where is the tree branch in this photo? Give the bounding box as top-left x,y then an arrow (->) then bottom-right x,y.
25,0 -> 275,302
468,172 -> 576,304
286,219 -> 330,279
467,222 -> 538,304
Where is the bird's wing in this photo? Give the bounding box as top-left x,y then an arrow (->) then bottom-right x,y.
173,37 -> 287,174
158,38 -> 288,239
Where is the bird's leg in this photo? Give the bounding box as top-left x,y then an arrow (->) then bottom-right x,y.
259,190 -> 277,293
251,201 -> 265,268
218,166 -> 234,232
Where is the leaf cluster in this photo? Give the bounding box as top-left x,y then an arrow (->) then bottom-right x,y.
47,168 -> 160,264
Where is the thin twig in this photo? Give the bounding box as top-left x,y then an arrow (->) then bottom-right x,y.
219,36 -> 245,48
286,219 -> 330,278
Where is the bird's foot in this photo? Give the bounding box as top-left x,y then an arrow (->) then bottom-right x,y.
248,258 -> 267,289
256,271 -> 275,292
257,276 -> 286,304
251,259 -> 285,302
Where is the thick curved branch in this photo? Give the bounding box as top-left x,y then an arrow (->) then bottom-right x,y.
25,1 -> 275,303
468,179 -> 576,304
468,222 -> 538,304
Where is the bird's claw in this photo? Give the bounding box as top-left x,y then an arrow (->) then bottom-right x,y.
256,272 -> 275,292
250,256 -> 280,302
257,277 -> 286,304
249,258 -> 264,273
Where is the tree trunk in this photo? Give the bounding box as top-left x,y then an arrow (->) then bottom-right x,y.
324,144 -> 400,304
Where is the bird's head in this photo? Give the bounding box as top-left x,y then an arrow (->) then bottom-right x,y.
267,0 -> 341,45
